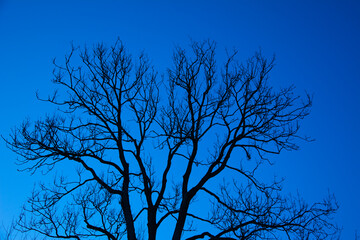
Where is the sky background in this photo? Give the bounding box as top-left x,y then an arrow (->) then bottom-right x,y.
0,0 -> 359,239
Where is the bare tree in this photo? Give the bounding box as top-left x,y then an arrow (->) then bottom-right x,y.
6,40 -> 338,240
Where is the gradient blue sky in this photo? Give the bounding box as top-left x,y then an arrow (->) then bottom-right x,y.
0,0 -> 359,238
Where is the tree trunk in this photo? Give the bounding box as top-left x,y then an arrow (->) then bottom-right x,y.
172,198 -> 190,240
121,172 -> 137,240
148,209 -> 157,240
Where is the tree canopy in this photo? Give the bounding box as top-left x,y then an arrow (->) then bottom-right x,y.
6,40 -> 338,240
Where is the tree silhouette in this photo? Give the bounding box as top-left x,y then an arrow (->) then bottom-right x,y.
6,40 -> 338,239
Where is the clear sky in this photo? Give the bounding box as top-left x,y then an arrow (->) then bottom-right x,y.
0,0 -> 359,238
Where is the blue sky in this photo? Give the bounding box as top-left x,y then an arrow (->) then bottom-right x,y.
0,0 -> 359,238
